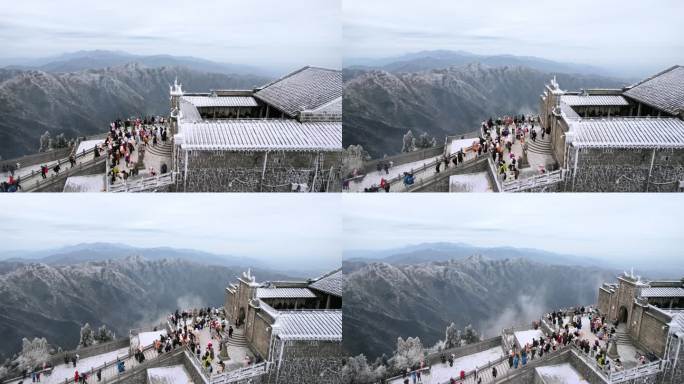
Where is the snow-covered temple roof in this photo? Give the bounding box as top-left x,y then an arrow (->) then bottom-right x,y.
179,99 -> 202,123
309,269 -> 343,297
254,66 -> 342,118
299,97 -> 342,122
624,66 -> 684,116
559,101 -> 580,119
147,365 -> 194,384
177,120 -> 342,152
256,287 -> 317,299
274,310 -> 342,341
640,287 -> 684,298
569,118 -> 684,149
561,95 -> 629,107
182,95 -> 258,108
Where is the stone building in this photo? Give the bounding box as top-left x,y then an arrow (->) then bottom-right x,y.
170,66 -> 343,192
540,65 -> 684,192
224,269 -> 343,382
597,271 -> 684,383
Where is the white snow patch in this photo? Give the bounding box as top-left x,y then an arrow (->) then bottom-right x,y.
350,155 -> 442,191
536,363 -> 588,384
147,365 -> 193,384
63,175 -> 105,192
390,346 -> 503,384
6,347 -> 129,384
449,172 -> 492,192
448,138 -> 478,155
138,330 -> 167,348
76,139 -> 104,154
514,329 -> 544,348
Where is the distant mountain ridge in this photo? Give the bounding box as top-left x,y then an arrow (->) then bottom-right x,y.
345,50 -> 611,76
0,63 -> 271,158
343,256 -> 615,358
1,50 -> 270,77
343,63 -> 627,157
343,242 -> 609,271
0,242 -> 265,269
0,256 -> 293,360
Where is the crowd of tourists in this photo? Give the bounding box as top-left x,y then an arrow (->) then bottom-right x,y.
106,116 -> 167,184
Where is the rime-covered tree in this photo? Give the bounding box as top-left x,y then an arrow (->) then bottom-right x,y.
341,354 -> 386,384
401,130 -> 416,153
390,337 -> 425,371
53,133 -> 69,149
414,132 -> 437,149
444,322 -> 462,349
96,325 -> 115,343
79,323 -> 95,347
463,324 -> 480,344
39,131 -> 51,152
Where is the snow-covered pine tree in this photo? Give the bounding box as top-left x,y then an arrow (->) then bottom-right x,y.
79,323 -> 95,347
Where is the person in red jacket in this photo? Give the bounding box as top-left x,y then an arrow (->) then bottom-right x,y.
74,371 -> 80,382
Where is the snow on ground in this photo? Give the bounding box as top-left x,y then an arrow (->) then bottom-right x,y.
449,172 -> 492,192
147,365 -> 193,384
514,329 -> 544,348
448,138 -> 478,155
536,363 -> 588,384
7,347 -> 129,384
63,175 -> 105,192
349,155 -> 442,191
389,347 -> 503,384
76,139 -> 104,154
138,330 -> 167,348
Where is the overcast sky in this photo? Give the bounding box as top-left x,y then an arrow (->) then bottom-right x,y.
0,194 -> 341,271
344,0 -> 684,77
343,194 -> 683,268
0,0 -> 341,71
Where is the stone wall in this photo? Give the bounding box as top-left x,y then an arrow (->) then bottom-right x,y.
48,337 -> 131,367
567,147 -> 684,192
363,146 -> 445,174
425,337 -> 502,365
411,155 -> 490,192
637,311 -> 669,357
251,313 -> 272,359
0,147 -> 72,173
265,341 -> 342,384
597,288 -> 611,316
617,277 -> 637,324
663,333 -> 684,384
177,150 -> 342,192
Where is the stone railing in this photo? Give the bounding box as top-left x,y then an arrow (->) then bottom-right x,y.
22,146 -> 104,192
210,361 -> 270,384
502,168 -> 565,192
109,172 -> 175,193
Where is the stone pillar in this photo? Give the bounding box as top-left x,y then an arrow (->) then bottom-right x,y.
607,338 -> 619,360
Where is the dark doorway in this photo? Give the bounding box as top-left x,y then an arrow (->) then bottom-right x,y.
618,306 -> 628,323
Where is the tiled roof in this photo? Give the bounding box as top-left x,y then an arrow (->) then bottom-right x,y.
179,99 -> 202,123
309,269 -> 343,297
183,95 -> 258,108
561,95 -> 629,107
569,118 -> 684,149
274,310 -> 342,341
640,287 -> 684,298
560,101 -> 580,119
624,66 -> 684,116
256,288 -> 317,299
178,120 -> 341,152
255,66 -> 342,117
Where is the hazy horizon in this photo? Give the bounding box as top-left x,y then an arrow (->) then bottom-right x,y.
343,194 -> 684,273
0,0 -> 341,73
0,194 -> 341,271
344,0 -> 684,78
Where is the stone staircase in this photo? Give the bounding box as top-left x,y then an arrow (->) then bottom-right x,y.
145,141 -> 173,158
226,328 -> 248,348
526,130 -> 553,155
614,331 -> 631,345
